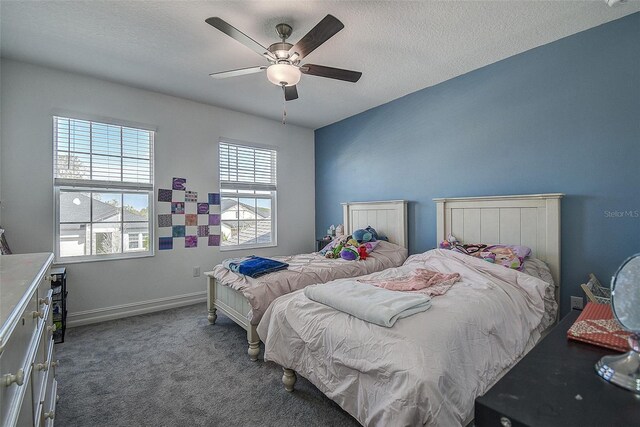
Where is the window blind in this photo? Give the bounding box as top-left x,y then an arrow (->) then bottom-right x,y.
219,142 -> 277,191
54,116 -> 153,189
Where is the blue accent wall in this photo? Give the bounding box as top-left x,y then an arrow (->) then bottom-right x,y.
315,13 -> 640,316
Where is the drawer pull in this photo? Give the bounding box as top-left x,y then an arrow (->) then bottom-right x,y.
43,411 -> 55,420
50,360 -> 60,368
35,361 -> 49,372
47,324 -> 57,333
39,297 -> 51,306
32,310 -> 44,319
2,369 -> 24,387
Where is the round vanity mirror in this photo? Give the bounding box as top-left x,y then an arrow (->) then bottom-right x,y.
595,253 -> 640,393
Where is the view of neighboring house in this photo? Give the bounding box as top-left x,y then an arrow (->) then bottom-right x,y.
59,192 -> 149,257
220,198 -> 272,246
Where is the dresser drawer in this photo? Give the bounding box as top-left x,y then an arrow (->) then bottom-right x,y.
39,362 -> 57,427
34,339 -> 56,427
31,321 -> 54,425
0,290 -> 40,426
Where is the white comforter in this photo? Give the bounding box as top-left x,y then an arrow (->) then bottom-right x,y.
212,241 -> 408,325
257,249 -> 551,426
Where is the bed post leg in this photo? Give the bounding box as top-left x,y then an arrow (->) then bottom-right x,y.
207,276 -> 217,324
282,368 -> 297,392
247,325 -> 260,361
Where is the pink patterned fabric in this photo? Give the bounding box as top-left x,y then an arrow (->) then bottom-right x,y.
359,268 -> 461,296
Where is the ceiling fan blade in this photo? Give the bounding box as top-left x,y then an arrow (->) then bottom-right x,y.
205,17 -> 275,60
209,66 -> 267,79
290,15 -> 344,60
284,85 -> 299,101
300,64 -> 362,83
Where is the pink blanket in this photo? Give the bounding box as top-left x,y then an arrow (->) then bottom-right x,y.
359,268 -> 461,296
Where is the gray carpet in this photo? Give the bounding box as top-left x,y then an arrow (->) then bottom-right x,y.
55,303 -> 360,426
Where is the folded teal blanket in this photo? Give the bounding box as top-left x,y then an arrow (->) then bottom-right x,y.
304,280 -> 431,327
223,255 -> 289,278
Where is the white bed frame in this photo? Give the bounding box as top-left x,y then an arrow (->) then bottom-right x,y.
206,200 -> 408,360
281,193 -> 564,393
434,193 -> 563,303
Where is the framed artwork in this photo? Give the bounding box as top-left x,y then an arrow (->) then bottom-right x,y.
172,177 -> 186,190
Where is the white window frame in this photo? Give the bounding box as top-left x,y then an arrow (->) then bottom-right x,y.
219,139 -> 277,251
53,114 -> 155,263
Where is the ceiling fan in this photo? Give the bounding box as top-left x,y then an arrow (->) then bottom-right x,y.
205,15 -> 362,102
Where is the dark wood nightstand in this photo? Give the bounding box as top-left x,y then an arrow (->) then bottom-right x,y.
475,310 -> 640,426
316,238 -> 332,252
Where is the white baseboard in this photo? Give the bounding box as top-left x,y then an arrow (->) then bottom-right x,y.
67,291 -> 207,327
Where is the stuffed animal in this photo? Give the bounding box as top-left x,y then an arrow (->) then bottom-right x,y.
340,246 -> 359,261
357,245 -> 368,260
324,235 -> 350,259
352,228 -> 373,244
347,238 -> 359,247
364,226 -> 379,241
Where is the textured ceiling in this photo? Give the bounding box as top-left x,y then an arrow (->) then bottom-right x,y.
1,1 -> 638,129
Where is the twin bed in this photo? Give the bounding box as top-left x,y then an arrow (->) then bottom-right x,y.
205,200 -> 409,360
208,193 -> 564,426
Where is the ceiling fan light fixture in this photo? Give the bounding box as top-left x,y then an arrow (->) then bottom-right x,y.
267,64 -> 301,87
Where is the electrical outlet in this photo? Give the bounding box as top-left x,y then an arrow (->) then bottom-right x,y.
570,296 -> 584,310
193,266 -> 201,277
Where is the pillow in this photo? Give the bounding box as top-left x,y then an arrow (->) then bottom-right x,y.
321,235 -> 353,258
359,240 -> 379,254
318,238 -> 336,255
487,244 -> 531,259
319,236 -> 345,255
439,235 -> 531,271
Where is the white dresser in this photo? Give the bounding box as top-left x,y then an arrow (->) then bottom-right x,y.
0,253 -> 58,427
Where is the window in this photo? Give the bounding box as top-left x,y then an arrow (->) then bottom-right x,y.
219,141 -> 276,249
54,116 -> 154,261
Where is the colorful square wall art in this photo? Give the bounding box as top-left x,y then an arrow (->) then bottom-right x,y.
172,177 -> 186,191
159,237 -> 173,250
197,225 -> 209,237
158,214 -> 172,228
208,193 -> 220,205
208,214 -> 220,226
197,203 -> 209,214
158,189 -> 172,202
208,234 -> 220,246
185,235 -> 198,248
185,214 -> 197,226
172,225 -> 185,237
186,191 -> 198,202
171,202 -> 185,214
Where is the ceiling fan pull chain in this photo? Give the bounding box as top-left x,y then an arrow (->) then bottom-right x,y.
281,84 -> 287,125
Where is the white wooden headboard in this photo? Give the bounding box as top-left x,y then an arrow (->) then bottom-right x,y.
433,194 -> 563,289
342,200 -> 408,248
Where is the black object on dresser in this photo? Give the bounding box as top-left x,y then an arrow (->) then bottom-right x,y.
475,310 -> 640,427
50,266 -> 68,343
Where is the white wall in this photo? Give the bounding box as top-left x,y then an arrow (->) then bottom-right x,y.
0,59 -> 315,324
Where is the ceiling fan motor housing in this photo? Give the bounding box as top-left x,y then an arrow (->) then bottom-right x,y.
268,42 -> 294,61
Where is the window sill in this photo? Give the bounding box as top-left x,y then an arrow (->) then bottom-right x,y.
54,252 -> 154,265
219,243 -> 277,252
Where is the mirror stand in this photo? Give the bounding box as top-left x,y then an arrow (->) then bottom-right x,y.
596,334 -> 640,393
